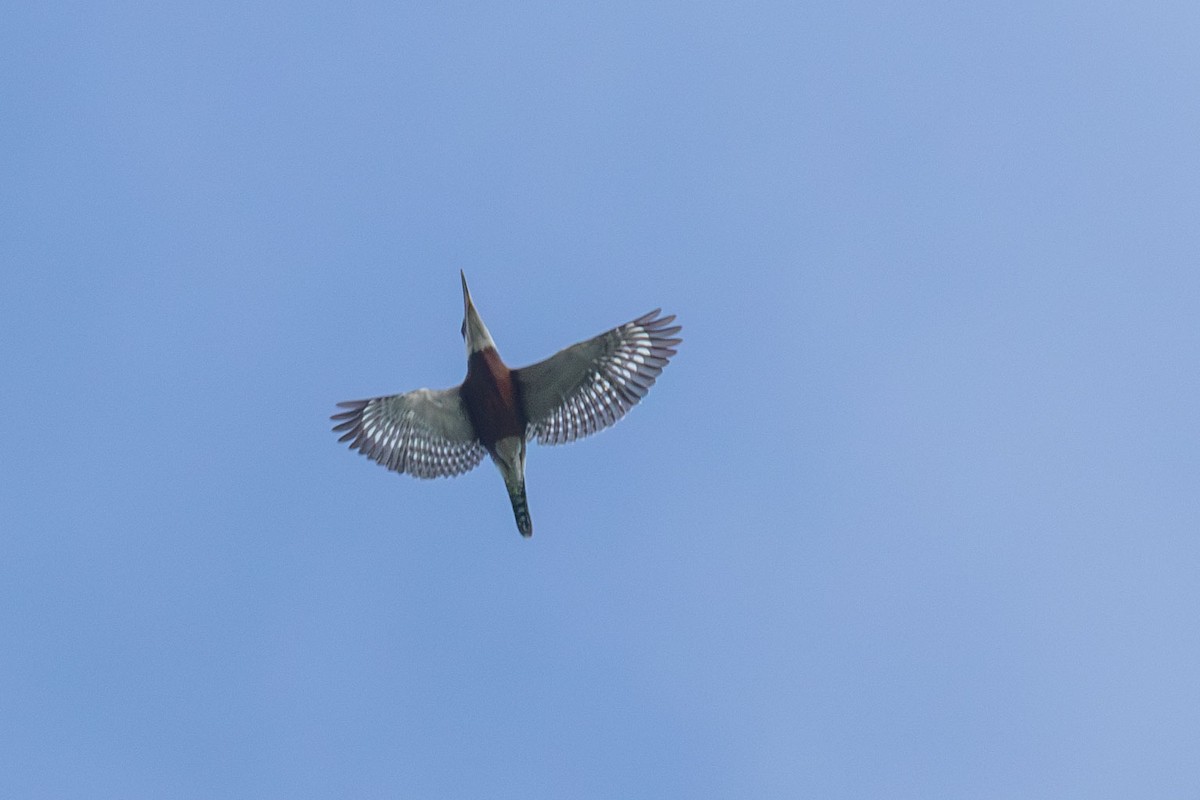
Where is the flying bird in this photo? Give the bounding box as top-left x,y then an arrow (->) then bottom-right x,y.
332,272 -> 681,537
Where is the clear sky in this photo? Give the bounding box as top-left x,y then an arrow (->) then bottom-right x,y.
4,2 -> 1199,797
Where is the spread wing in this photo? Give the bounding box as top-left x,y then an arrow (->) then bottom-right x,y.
331,387 -> 486,478
514,309 -> 682,446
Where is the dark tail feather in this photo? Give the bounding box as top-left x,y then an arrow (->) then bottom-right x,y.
508,484 -> 533,538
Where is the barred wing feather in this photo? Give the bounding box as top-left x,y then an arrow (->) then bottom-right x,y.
515,309 -> 681,445
331,388 -> 486,478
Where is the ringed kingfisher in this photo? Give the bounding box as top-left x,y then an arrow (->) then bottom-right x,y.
332,272 -> 681,537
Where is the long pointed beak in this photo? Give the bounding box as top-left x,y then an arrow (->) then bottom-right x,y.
459,270 -> 496,353
460,270 -> 473,313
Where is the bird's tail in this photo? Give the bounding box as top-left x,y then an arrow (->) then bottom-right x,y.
493,436 -> 532,538
508,482 -> 533,538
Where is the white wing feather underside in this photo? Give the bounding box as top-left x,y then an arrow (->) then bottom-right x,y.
331,388 -> 485,478
515,309 -> 682,446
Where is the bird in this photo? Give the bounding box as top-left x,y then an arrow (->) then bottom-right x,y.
331,271 -> 682,537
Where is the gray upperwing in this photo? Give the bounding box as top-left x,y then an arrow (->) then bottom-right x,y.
513,309 -> 682,446
332,387 -> 486,478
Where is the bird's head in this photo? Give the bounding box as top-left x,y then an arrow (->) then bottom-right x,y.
460,271 -> 497,355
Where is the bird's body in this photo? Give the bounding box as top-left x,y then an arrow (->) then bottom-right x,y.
332,272 -> 681,537
461,347 -> 523,448
460,341 -> 531,535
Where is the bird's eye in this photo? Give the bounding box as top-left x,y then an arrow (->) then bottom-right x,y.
461,320 -> 467,338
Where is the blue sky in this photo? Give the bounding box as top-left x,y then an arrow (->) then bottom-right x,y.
4,2 -> 1200,797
